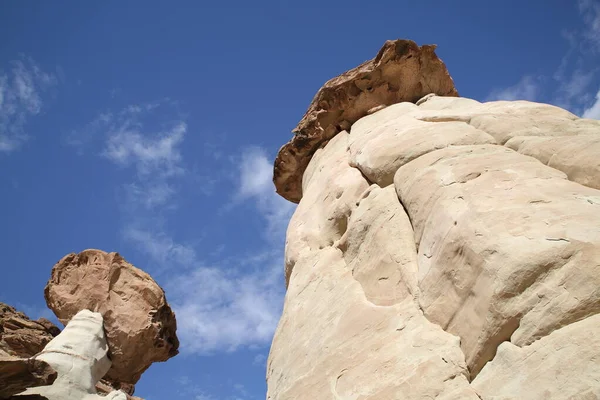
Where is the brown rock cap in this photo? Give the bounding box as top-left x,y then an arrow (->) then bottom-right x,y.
273,39 -> 458,203
44,249 -> 179,387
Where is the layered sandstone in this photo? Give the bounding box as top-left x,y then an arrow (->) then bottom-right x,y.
0,303 -> 59,359
0,355 -> 56,399
268,40 -> 600,399
45,249 -> 179,388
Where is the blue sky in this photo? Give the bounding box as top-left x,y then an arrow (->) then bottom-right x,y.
1,1 -> 599,399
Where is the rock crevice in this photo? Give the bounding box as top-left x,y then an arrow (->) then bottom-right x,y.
268,39 -> 600,399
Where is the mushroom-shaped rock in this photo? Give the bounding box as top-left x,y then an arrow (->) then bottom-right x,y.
273,39 -> 458,203
14,310 -> 126,400
44,250 -> 179,388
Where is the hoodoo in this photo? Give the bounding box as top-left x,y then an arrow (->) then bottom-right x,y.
267,39 -> 600,399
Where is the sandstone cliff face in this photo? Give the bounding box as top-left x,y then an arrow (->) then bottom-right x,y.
268,42 -> 600,399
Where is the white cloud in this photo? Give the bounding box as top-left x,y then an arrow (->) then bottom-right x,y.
123,227 -> 198,267
167,251 -> 284,354
486,3 -> 600,113
0,57 -> 57,153
555,68 -> 597,107
583,89 -> 600,119
486,75 -> 539,102
238,147 -> 274,198
579,0 -> 600,50
75,103 -> 290,357
237,147 -> 295,240
103,121 -> 186,178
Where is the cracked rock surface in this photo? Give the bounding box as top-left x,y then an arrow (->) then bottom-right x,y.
44,249 -> 179,389
273,39 -> 458,203
267,42 -> 600,399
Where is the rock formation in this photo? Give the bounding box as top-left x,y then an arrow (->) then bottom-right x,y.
0,355 -> 56,399
0,303 -> 59,359
14,310 -> 127,400
44,249 -> 179,388
273,39 -> 458,203
268,40 -> 600,399
0,302 -> 141,399
0,303 -> 58,399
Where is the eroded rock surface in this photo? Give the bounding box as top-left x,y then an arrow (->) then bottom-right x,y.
472,314 -> 600,399
269,43 -> 600,398
394,144 -> 600,376
44,249 -> 179,387
0,355 -> 56,399
0,303 -> 59,359
15,310 -> 126,400
0,303 -> 136,398
273,39 -> 458,203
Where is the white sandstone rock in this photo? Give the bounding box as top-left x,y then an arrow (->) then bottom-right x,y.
16,309 -> 127,400
472,314 -> 600,399
284,131 -> 369,285
506,133 -> 600,190
269,92 -> 600,399
348,102 -> 495,186
394,144 -> 600,377
267,248 -> 477,400
339,185 -> 419,305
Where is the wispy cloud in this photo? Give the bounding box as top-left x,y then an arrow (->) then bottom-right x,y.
583,89 -> 600,119
486,3 -> 600,115
103,121 -> 186,178
578,0 -> 600,51
236,147 -> 295,241
73,102 -> 291,357
0,57 -> 57,153
167,250 -> 284,354
486,75 -> 540,102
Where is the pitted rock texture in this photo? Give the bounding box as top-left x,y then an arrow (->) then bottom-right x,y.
44,249 -> 179,387
268,88 -> 600,397
0,355 -> 56,399
273,39 -> 458,203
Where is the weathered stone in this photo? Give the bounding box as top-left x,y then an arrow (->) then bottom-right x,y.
472,314 -> 600,399
44,250 -> 179,387
394,144 -> 600,377
339,185 -> 419,305
506,133 -> 600,190
284,132 -> 369,285
273,39 -> 458,203
268,248 -> 476,400
0,303 -> 128,397
269,39 -> 600,399
0,303 -> 58,359
0,356 -> 56,399
15,310 -> 126,400
348,102 -> 495,186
